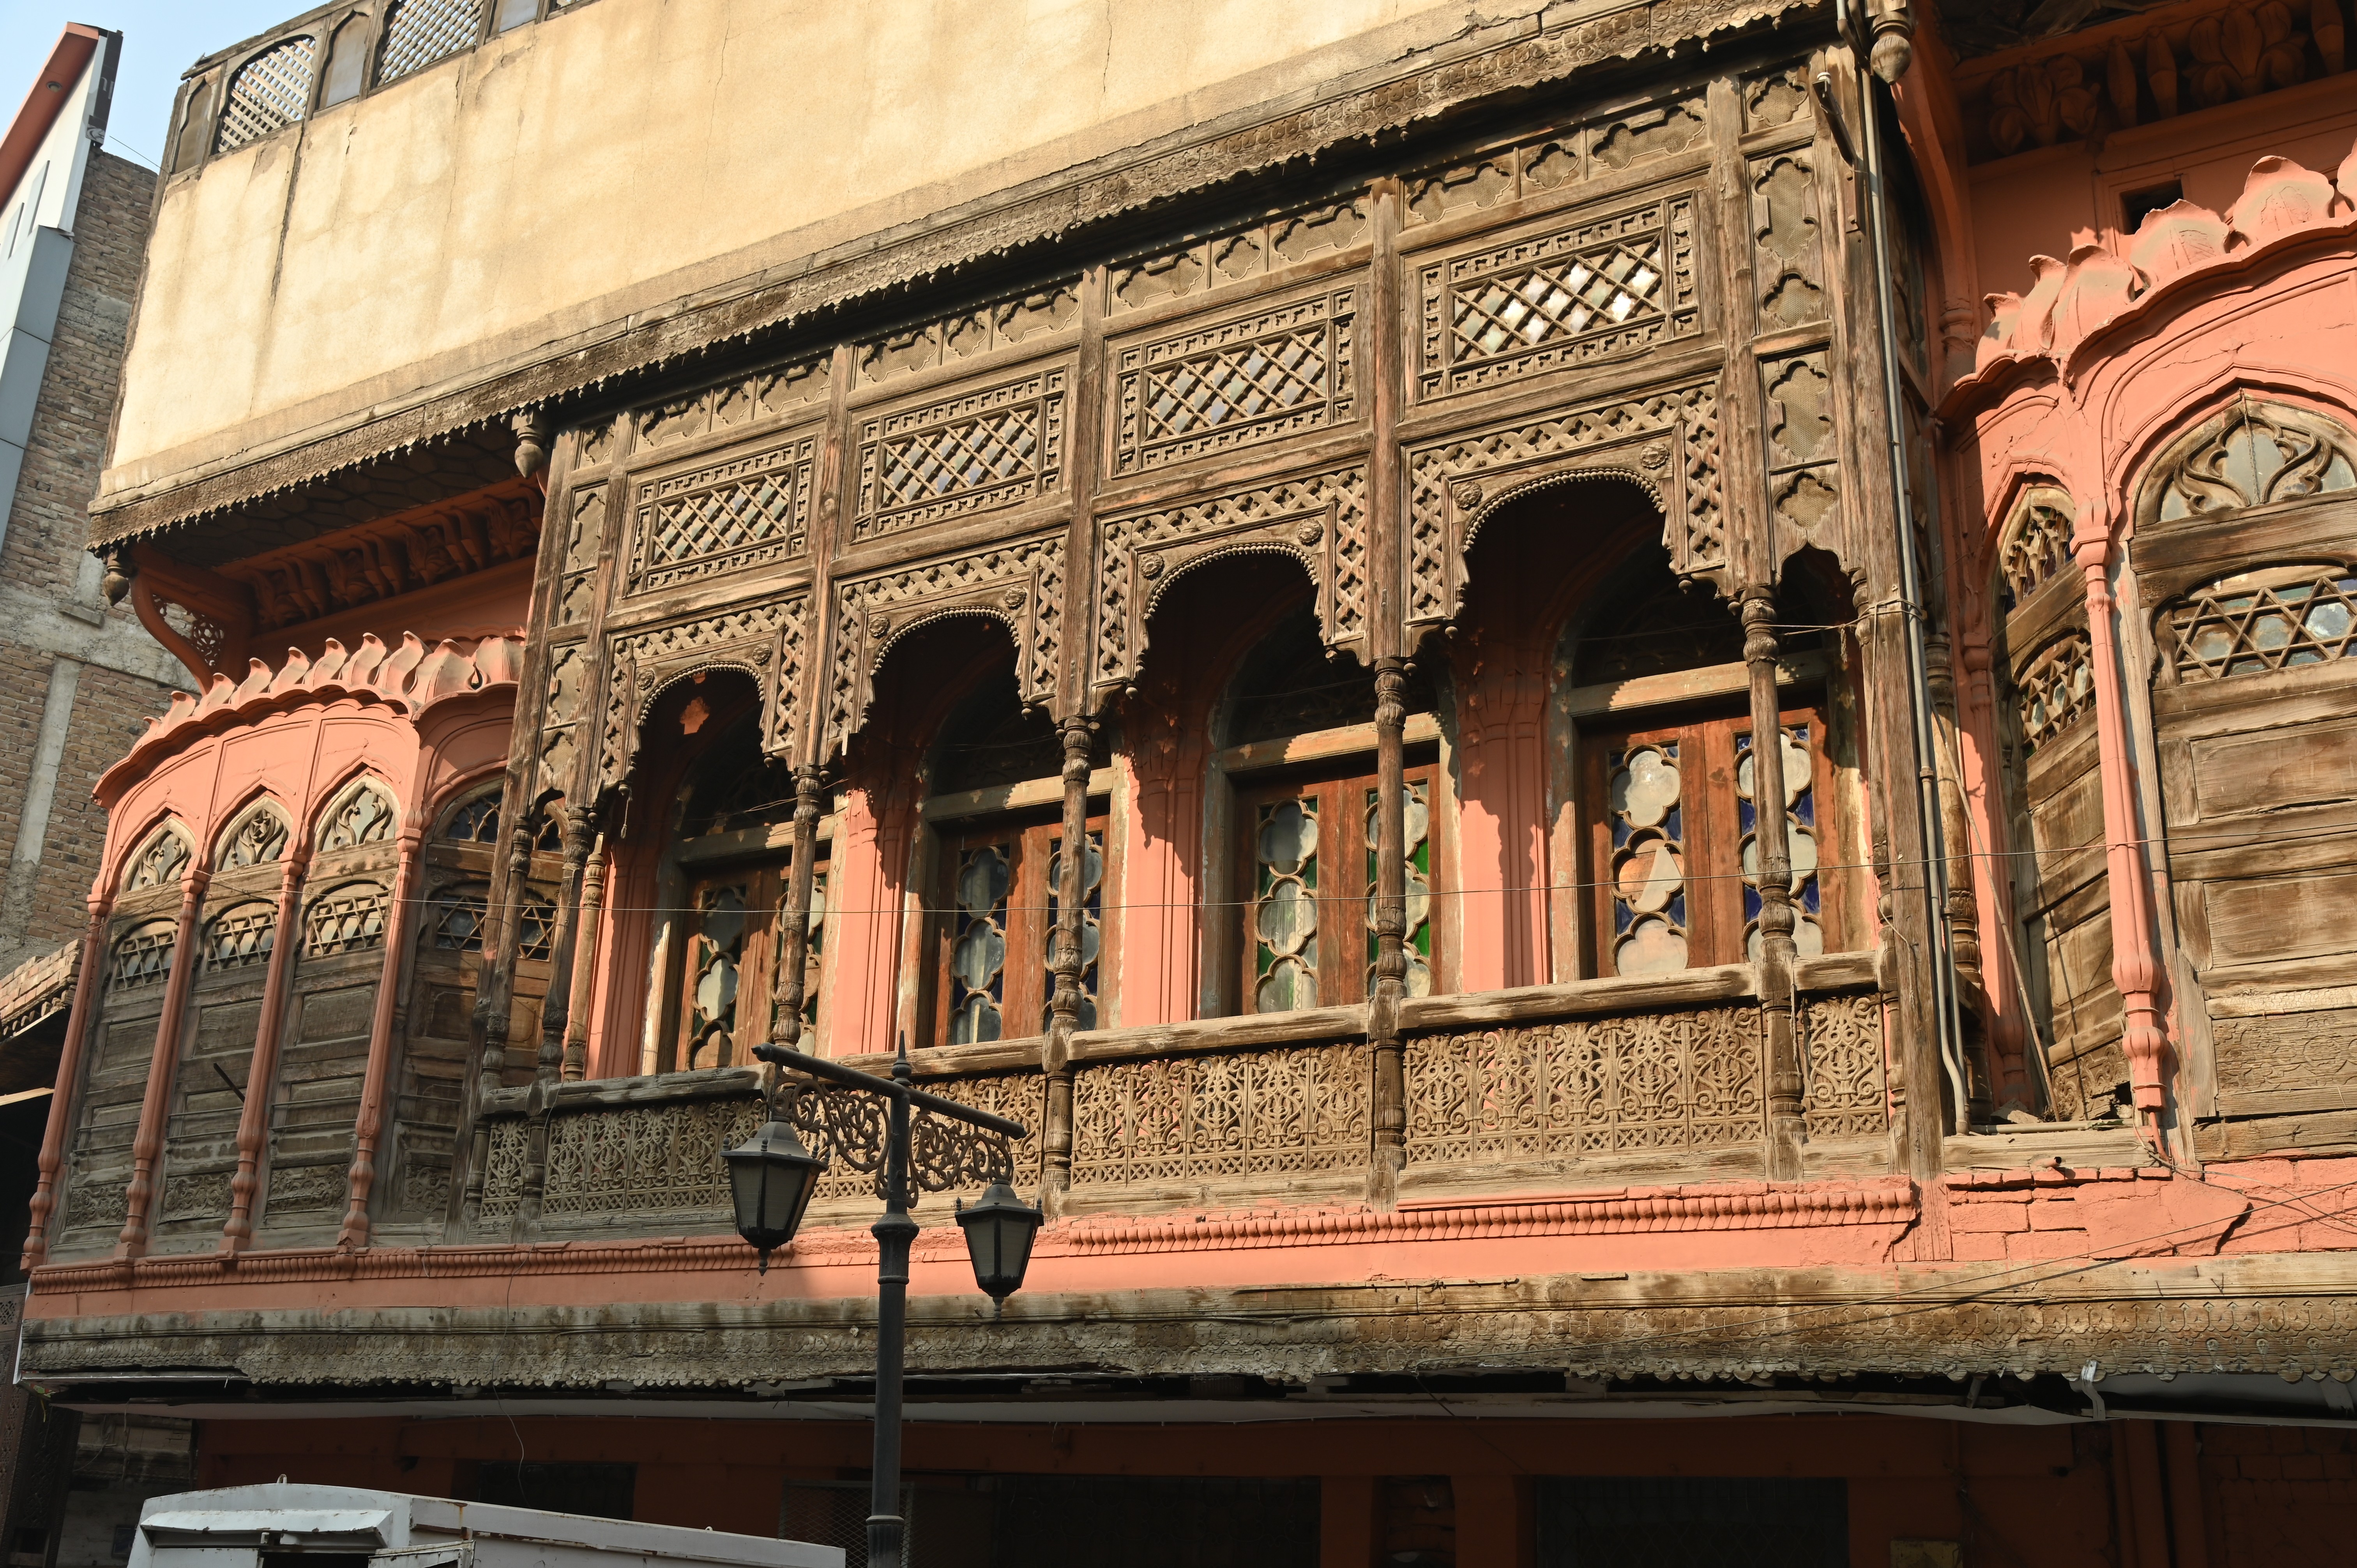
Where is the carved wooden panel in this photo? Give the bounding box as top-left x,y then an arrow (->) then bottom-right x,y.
1402,1006 -> 1761,1164
1112,286 -> 1357,475
2214,1004 -> 2357,1105
1093,465 -> 1368,700
225,482 -> 541,635
1742,67 -> 1812,134
555,485 -> 604,628
1749,150 -> 1829,331
1799,992 -> 1887,1139
597,595 -> 811,788
1412,191 -> 1700,401
1401,95 -> 1705,230
536,640 -> 589,801
1760,350 -> 1841,554
2189,718 -> 2357,819
1405,381 -> 1721,627
852,367 -> 1067,540
1069,1042 -> 1369,1186
536,1097 -> 763,1219
156,993 -> 264,1230
636,358 -> 831,449
1107,200 -> 1368,316
858,284 -> 1080,384
2016,633 -> 2096,754
825,535 -> 1064,756
626,436 -> 815,594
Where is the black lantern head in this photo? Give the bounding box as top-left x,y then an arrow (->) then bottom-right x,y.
724,1119 -> 828,1272
956,1180 -> 1044,1307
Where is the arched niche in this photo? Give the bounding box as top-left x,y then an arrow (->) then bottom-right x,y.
2136,399 -> 2357,533
313,777 -> 399,854
214,797 -> 293,871
120,820 -> 194,895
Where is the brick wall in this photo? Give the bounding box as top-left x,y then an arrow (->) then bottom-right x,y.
2201,1423 -> 2357,1566
0,149 -> 181,963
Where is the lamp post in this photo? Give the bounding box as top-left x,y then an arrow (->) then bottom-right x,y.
725,1036 -> 1042,1568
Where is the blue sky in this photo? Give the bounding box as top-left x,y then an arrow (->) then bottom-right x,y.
3,2 -> 299,171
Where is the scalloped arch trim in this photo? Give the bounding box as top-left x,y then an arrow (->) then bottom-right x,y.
1970,141 -> 2357,384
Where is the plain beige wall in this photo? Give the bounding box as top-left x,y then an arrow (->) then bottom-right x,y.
108,0 -> 1542,501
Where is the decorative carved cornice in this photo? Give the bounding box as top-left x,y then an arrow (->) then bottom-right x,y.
96,632 -> 527,808
220,479 -> 542,633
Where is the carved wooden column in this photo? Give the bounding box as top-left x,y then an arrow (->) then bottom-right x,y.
2072,525 -> 2173,1139
560,832 -> 610,1081
1922,632 -> 1984,992
21,891 -> 114,1268
461,818 -> 536,1227
1368,657 -> 1410,1201
534,803 -> 601,1082
339,825 -> 425,1247
1743,593 -> 1805,1180
1040,717 -> 1094,1214
767,765 -> 829,1056
220,846 -> 309,1252
117,865 -> 208,1258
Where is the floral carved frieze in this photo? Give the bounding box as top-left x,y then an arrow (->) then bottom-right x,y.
1093,465 -> 1369,699
826,535 -> 1066,757
853,369 -> 1069,541
636,357 -> 831,449
1405,381 -> 1723,627
596,597 -> 810,789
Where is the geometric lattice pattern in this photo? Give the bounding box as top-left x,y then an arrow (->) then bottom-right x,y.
532,1096 -> 763,1218
1452,240 -> 1664,362
307,883 -> 389,956
2163,567 -> 2357,683
1998,498 -> 2074,606
110,921 -> 178,992
649,471 -> 795,566
879,407 -> 1039,511
1144,330 -> 1326,445
2016,633 -> 2095,751
206,904 -> 277,971
1402,1008 -> 1762,1164
1069,1042 -> 1369,1186
377,0 -> 484,86
215,36 -> 316,155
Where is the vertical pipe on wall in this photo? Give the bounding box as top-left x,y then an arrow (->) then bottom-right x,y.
21,892 -> 114,1268
1744,592 -> 1805,1179
339,826 -> 424,1247
116,865 -> 209,1259
220,848 -> 309,1252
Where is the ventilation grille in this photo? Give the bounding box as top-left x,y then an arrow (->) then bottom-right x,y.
378,0 -> 485,85
214,37 -> 317,154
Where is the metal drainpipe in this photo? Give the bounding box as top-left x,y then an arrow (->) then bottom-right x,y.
1839,0 -> 1971,1130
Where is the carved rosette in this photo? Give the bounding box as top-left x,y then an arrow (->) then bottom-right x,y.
824,533 -> 1066,758
595,595 -> 809,790
1404,381 -> 1723,629
1092,464 -> 1369,701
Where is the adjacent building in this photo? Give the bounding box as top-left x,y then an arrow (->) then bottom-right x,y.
15,0 -> 2357,1562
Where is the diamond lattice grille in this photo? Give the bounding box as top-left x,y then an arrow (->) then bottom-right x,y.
651,476 -> 795,565
1452,241 -> 1665,361
377,0 -> 484,85
214,36 -> 317,154
2167,570 -> 2357,682
1145,331 -> 1327,442
879,409 -> 1040,510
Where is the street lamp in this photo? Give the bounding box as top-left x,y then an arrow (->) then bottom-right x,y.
726,1035 -> 1040,1568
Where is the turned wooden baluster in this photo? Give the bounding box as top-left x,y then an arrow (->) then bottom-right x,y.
338,827 -> 425,1246
1743,592 -> 1805,1181
534,803 -> 600,1083
1041,717 -> 1094,1213
21,891 -> 115,1269
560,832 -> 610,1081
117,865 -> 209,1259
220,846 -> 310,1252
1368,657 -> 1410,1201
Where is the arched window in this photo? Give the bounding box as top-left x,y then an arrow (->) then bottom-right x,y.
2147,401 -> 2357,524
122,823 -> 192,892
1223,605 -> 1440,1010
110,920 -> 178,992
307,882 -> 390,956
206,903 -> 277,971
216,800 -> 292,869
317,779 -> 398,851
377,0 -> 484,87
2156,564 -> 2357,683
214,35 -> 317,155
